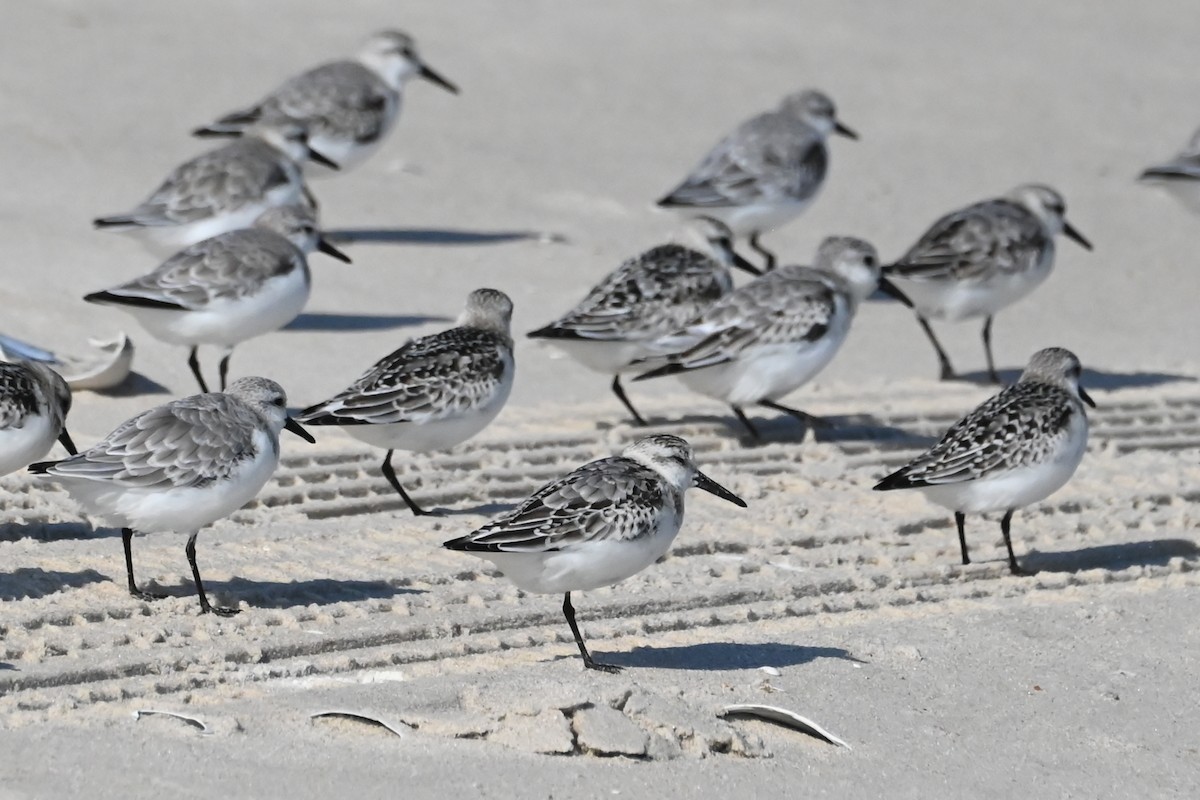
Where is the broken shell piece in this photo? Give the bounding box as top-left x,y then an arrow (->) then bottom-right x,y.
133,709 -> 209,733
0,332 -> 134,390
309,710 -> 413,738
720,703 -> 850,749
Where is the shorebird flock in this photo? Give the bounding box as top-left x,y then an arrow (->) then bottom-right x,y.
4,27 -> 1167,672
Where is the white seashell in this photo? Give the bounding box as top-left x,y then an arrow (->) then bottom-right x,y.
720,703 -> 850,749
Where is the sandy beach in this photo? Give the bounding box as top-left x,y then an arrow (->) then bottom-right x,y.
2,1 -> 1198,797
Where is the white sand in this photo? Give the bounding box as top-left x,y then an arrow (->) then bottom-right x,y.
1,1 -> 1198,796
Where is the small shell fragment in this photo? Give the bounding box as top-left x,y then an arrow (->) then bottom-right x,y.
309,710 -> 413,738
133,709 -> 209,733
720,703 -> 850,749
0,332 -> 134,390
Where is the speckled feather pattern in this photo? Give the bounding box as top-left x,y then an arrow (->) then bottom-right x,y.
881,382 -> 1082,486
659,112 -> 829,208
121,139 -> 299,226
218,62 -> 393,145
34,394 -> 271,489
445,456 -> 676,552
885,199 -> 1049,283
647,267 -> 841,371
530,245 -> 732,342
92,229 -> 308,309
299,327 -> 512,425
0,364 -> 49,428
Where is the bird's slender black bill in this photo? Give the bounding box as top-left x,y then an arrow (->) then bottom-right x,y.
730,250 -> 763,276
834,121 -> 859,140
1063,221 -> 1092,251
317,237 -> 352,263
285,417 -> 316,443
1079,386 -> 1096,408
57,429 -> 78,456
307,148 -> 341,170
419,64 -> 459,94
876,276 -> 914,308
694,470 -> 747,507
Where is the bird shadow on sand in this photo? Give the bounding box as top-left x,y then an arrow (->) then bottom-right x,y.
1022,538 -> 1200,574
951,368 -> 1195,390
0,521 -> 119,544
87,370 -> 172,397
324,228 -> 566,247
605,411 -> 932,449
197,576 -> 425,609
0,567 -> 109,601
284,312 -> 451,333
599,641 -> 866,671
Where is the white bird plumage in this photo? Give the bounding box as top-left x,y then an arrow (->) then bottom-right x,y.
30,377 -> 315,615
297,289 -> 515,516
443,434 -> 746,672
85,205 -> 351,393
874,347 -> 1094,574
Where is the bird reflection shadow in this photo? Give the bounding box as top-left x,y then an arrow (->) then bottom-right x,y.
0,567 -> 108,601
1023,538 -> 1200,574
601,641 -> 865,671
324,228 -> 564,247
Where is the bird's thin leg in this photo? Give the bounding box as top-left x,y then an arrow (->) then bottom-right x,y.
916,316 -> 956,381
982,316 -> 1000,384
217,348 -> 234,392
730,405 -> 762,443
562,592 -> 621,673
187,346 -> 210,393
759,399 -> 832,429
1000,510 -> 1025,575
122,528 -> 167,601
381,450 -> 439,516
186,531 -> 239,616
748,232 -> 777,272
610,375 -> 648,426
955,512 -> 970,565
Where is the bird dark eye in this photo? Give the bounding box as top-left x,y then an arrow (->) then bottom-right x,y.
273,397 -> 286,407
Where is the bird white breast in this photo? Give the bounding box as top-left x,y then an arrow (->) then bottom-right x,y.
118,183 -> 305,256
917,411 -> 1088,514
1146,179 -> 1200,216
117,268 -> 310,347
678,313 -> 850,405
344,355 -> 514,453
670,200 -> 812,237
58,429 -> 280,532
0,411 -> 58,477
544,339 -> 652,375
892,248 -> 1054,322
477,501 -> 683,594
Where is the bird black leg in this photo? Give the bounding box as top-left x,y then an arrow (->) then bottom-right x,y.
187,346 -> 210,393
186,532 -> 239,616
562,592 -> 621,673
759,399 -> 832,430
916,316 -> 956,380
381,450 -> 440,516
610,375 -> 647,426
982,316 -> 1000,384
730,405 -> 762,443
217,350 -> 233,391
748,232 -> 777,272
122,528 -> 167,601
1000,510 -> 1025,575
954,512 -> 970,565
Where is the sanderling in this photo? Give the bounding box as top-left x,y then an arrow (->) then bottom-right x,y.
883,184 -> 1092,383
443,434 -> 746,672
85,205 -> 351,393
527,219 -> 754,426
1139,128 -> 1200,214
657,89 -> 856,270
0,361 -> 77,475
874,347 -> 1093,574
195,30 -> 458,175
94,119 -> 334,254
30,377 -> 315,615
634,237 -> 894,442
297,289 -> 514,516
